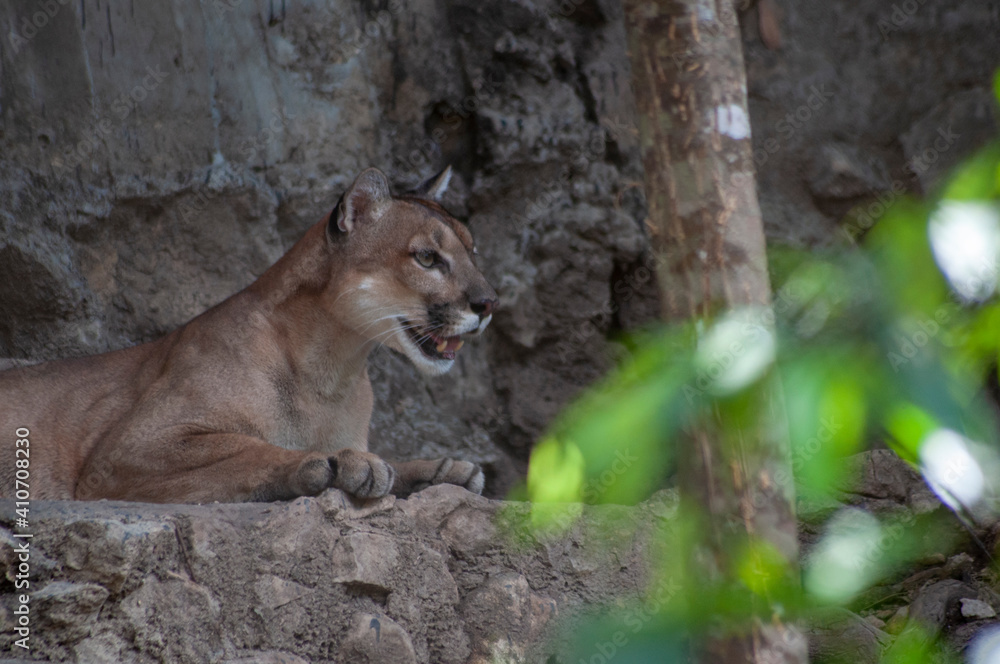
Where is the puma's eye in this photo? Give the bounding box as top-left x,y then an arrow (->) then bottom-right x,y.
415,250 -> 437,268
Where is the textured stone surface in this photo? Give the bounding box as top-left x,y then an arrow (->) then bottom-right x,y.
0,485 -> 655,663
1,0 -> 997,496
806,607 -> 891,664
961,598 -> 998,621
338,612 -> 418,664
908,579 -> 978,633
0,0 -> 662,499
744,0 -> 1000,245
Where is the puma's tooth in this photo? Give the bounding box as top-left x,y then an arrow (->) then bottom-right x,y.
454,339 -> 464,351
436,340 -> 448,352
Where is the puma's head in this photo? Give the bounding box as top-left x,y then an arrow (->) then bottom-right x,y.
328,167 -> 498,376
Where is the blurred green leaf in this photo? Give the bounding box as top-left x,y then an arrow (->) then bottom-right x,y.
735,537 -> 792,598
527,437 -> 584,505
884,402 -> 938,462
866,198 -> 948,319
942,144 -> 1000,201
881,623 -> 961,664
547,332 -> 685,505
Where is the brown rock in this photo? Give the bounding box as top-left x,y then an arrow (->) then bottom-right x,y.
34,581 -> 109,641
56,517 -> 177,594
440,505 -> 497,558
6,444 -> 651,663
909,579 -> 978,633
806,607 -> 891,664
338,612 -> 417,664
961,598 -> 997,620
330,532 -> 401,595
121,577 -> 223,662
224,651 -> 310,664
462,572 -> 558,660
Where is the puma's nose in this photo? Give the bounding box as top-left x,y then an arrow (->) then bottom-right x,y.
470,297 -> 497,318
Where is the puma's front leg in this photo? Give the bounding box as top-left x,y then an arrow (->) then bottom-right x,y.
390,458 -> 484,496
78,436 -> 396,503
76,434 -> 340,503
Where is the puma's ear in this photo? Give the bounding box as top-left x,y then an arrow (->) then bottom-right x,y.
330,167 -> 392,236
413,165 -> 453,202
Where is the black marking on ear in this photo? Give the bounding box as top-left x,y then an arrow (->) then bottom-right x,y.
328,193 -> 346,240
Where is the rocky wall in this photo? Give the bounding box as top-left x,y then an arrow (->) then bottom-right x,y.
1,0 -> 998,494
0,0 -> 663,495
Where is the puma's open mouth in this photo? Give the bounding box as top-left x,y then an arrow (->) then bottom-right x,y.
400,319 -> 465,361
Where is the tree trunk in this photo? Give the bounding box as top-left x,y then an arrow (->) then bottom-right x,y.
622,1 -> 806,662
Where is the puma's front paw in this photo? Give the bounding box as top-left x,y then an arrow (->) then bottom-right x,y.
331,449 -> 397,499
292,454 -> 337,497
390,458 -> 485,496
457,461 -> 484,495
430,459 -> 484,495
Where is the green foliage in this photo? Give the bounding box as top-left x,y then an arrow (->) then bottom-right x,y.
514,77 -> 1000,661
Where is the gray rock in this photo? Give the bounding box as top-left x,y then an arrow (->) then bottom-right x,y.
885,605 -> 908,634
72,633 -> 133,664
0,228 -> 93,358
461,572 -> 559,661
0,489 -> 653,663
759,622 -> 809,664
58,518 -> 178,594
900,89 -> 1000,193
224,653 -> 309,664
338,613 -> 418,664
837,450 -> 942,515
807,143 -> 890,200
909,579 -> 978,633
949,621 -> 1000,657
961,598 -> 997,620
34,581 -> 109,642
806,607 -> 891,664
121,577 -> 224,663
330,532 -> 402,595
885,580 -> 988,660
463,573 -> 532,638
439,504 -> 498,559
254,575 -> 314,612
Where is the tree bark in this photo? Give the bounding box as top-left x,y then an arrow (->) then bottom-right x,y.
622,1 -> 805,662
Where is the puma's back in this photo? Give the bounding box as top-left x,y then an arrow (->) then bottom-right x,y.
0,344 -> 158,498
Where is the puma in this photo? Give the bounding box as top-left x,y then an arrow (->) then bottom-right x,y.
0,167 -> 498,503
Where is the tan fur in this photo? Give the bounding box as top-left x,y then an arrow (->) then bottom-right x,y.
0,167 -> 498,503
